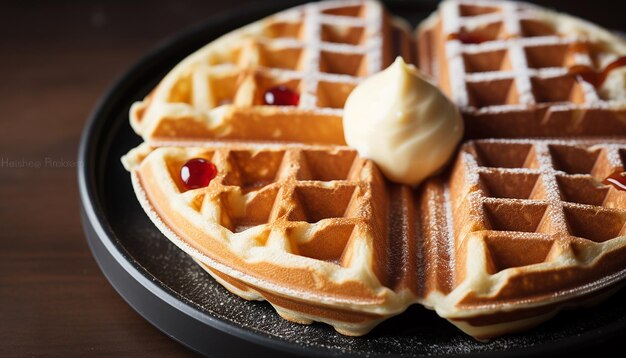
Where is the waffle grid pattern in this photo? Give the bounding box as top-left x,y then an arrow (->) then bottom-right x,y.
165,0 -> 386,116
461,139 -> 626,276
124,0 -> 626,338
162,146 -> 380,268
441,0 -> 615,115
125,138 -> 626,337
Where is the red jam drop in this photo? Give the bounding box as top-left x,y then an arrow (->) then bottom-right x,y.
180,158 -> 217,190
263,85 -> 300,106
568,56 -> 626,88
603,171 -> 626,191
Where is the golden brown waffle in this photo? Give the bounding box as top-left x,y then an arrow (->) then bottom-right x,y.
122,143 -> 417,336
419,138 -> 626,339
417,0 -> 626,138
122,138 -> 626,339
121,0 -> 626,340
131,0 -> 412,145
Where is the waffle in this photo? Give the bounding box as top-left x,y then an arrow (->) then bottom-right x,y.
130,0 -> 412,145
121,0 -> 626,340
122,142 -> 417,336
419,138 -> 626,339
417,0 -> 626,138
122,138 -> 626,339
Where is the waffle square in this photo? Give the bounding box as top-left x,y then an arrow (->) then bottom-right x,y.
419,139 -> 626,339
417,0 -> 626,138
122,142 -> 417,336
123,138 -> 626,339
131,0 -> 412,145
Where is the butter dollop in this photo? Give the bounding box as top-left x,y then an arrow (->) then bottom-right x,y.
343,57 -> 463,186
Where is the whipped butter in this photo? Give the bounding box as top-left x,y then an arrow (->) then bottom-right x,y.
343,57 -> 463,186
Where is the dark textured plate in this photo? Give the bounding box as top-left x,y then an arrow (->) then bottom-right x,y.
78,1 -> 626,356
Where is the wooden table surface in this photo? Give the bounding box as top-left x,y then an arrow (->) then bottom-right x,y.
0,1 -> 260,356
1,1 -> 625,357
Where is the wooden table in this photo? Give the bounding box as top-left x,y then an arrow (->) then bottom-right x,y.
1,1 -> 625,356
0,1 -> 260,356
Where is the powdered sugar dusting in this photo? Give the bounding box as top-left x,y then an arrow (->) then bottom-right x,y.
133,0 -> 395,141
420,138 -> 626,314
439,0 -> 626,117
443,184 -> 457,281
465,138 -> 626,243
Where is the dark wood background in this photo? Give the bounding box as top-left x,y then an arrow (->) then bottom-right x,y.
0,1 -> 260,356
1,1 -> 625,357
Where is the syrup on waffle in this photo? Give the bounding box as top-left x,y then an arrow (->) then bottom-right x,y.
417,0 -> 626,138
131,0 -> 412,145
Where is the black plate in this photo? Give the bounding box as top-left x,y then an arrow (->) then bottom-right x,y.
78,1 -> 626,356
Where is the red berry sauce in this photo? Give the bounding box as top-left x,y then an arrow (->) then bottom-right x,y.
180,158 -> 217,190
263,85 -> 300,106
